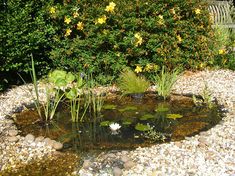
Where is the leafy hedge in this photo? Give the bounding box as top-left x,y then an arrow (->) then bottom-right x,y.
48,0 -> 217,83
0,0 -> 55,90
1,0 -> 233,89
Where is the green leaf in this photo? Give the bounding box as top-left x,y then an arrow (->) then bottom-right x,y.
55,78 -> 67,87
66,72 -> 75,83
66,88 -> 77,100
135,123 -> 151,131
48,70 -> 67,83
166,114 -> 183,120
103,104 -> 117,110
118,106 -> 137,112
100,121 -> 111,126
140,114 -> 155,120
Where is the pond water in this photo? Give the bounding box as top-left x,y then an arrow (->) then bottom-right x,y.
15,94 -> 223,153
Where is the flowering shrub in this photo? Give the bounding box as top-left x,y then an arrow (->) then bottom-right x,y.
48,0 -> 217,83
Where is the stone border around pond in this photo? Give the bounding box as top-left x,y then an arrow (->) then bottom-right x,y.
0,69 -> 235,175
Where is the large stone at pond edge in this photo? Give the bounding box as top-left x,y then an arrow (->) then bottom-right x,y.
8,129 -> 18,136
172,122 -> 208,140
113,167 -> 123,176
123,160 -> 135,169
53,142 -> 63,150
35,136 -> 45,143
7,136 -> 19,142
25,134 -> 35,142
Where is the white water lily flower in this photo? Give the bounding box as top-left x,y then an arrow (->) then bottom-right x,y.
109,123 -> 121,131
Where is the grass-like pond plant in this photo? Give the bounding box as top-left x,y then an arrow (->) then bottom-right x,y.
118,69 -> 150,96
154,66 -> 180,100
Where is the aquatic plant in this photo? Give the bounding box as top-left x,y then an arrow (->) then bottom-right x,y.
109,123 -> 121,131
135,123 -> 151,131
142,126 -> 169,143
117,69 -> 150,95
166,114 -> 183,120
154,66 -> 180,100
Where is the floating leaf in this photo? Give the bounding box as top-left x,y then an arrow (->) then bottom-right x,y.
103,104 -> 117,110
119,106 -> 138,112
140,114 -> 155,120
135,123 -> 151,131
166,114 -> 183,120
100,121 -> 111,126
122,120 -> 133,125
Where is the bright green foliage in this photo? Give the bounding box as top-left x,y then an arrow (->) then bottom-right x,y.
47,0 -> 217,83
166,113 -> 183,120
154,66 -> 180,100
118,69 -> 150,95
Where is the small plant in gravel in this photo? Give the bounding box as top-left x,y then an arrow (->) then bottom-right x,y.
154,66 -> 180,100
192,84 -> 215,109
117,69 -> 150,95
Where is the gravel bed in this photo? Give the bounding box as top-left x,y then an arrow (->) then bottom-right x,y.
0,69 -> 235,175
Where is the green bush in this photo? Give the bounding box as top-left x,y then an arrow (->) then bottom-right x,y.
0,0 -> 55,90
48,0 -> 216,83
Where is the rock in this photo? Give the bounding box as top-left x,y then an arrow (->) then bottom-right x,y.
174,141 -> 182,148
113,167 -> 123,176
53,141 -> 63,150
8,129 -> 18,136
25,134 -> 35,142
7,136 -> 19,142
35,136 -> 44,143
43,137 -> 51,145
120,155 -> 130,163
47,140 -> 56,148
82,160 -> 91,169
123,160 -> 135,169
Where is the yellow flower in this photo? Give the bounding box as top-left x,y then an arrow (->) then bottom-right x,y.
65,29 -> 72,37
50,7 -> 56,14
105,2 -> 116,13
219,49 -> 226,55
77,22 -> 84,30
158,15 -> 163,20
64,17 -> 71,24
144,64 -> 153,72
177,35 -> 182,42
134,33 -> 143,46
158,15 -> 164,25
195,8 -> 201,15
73,12 -> 79,18
96,15 -> 107,24
134,66 -> 142,73
170,8 -> 176,15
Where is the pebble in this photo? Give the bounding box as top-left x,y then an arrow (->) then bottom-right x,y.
123,160 -> 135,169
113,167 -> 123,176
35,136 -> 44,143
8,130 -> 18,136
7,136 -> 19,142
24,134 -> 35,142
53,142 -> 63,150
82,160 -> 91,169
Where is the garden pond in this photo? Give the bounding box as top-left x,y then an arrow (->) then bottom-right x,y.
14,93 -> 223,153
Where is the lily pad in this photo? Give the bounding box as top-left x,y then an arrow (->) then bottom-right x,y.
122,119 -> 133,125
100,121 -> 111,126
140,114 -> 155,120
166,114 -> 183,120
103,104 -> 117,110
119,106 -> 138,112
135,123 -> 151,131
